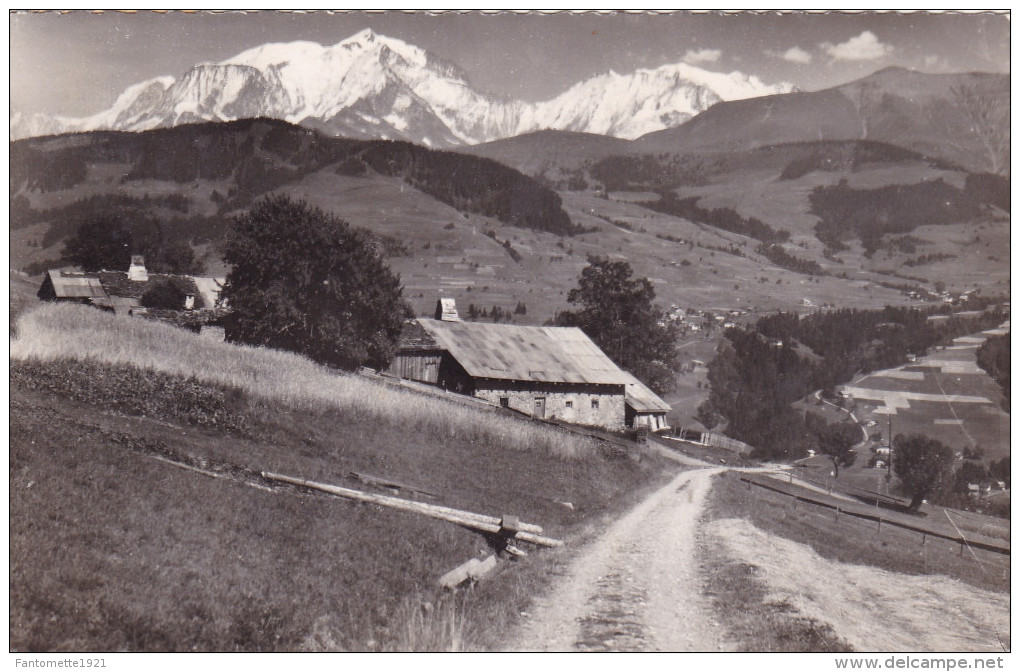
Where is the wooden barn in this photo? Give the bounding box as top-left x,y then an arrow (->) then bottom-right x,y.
389,301 -> 671,432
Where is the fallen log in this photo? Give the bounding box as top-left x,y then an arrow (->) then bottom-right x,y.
261,471 -> 563,548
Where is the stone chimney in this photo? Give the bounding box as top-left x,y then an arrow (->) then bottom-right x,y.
127,255 -> 148,282
434,297 -> 461,322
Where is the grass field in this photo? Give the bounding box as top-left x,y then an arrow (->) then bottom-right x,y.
704,471 -> 1009,594
14,155 -> 950,329
843,330 -> 1011,461
11,303 -> 604,460
9,304 -> 680,651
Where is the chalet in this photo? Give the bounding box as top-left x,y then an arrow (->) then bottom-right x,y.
38,258 -> 225,318
389,300 -> 671,432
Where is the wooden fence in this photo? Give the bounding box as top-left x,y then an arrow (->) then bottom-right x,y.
740,477 -> 1010,556
673,426 -> 753,456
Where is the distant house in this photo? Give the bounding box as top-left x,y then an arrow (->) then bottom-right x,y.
38,258 -> 225,319
388,299 -> 670,431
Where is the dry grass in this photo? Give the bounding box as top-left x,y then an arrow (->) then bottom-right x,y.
10,375 -> 674,652
11,303 -> 598,461
697,546 -> 853,652
10,303 -> 679,651
704,471 -> 1009,594
705,517 -> 1009,652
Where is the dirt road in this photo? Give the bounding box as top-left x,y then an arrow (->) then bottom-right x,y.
512,460 -> 1010,652
512,467 -> 726,652
710,518 -> 1010,652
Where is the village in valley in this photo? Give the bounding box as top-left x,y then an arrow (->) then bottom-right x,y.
8,10 -> 1011,659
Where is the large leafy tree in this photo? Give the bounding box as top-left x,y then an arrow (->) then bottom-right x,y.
220,195 -> 409,371
555,256 -> 680,394
893,433 -> 957,512
60,213 -> 203,274
60,216 -> 133,272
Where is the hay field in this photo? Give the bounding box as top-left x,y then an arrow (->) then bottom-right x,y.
10,302 -> 599,461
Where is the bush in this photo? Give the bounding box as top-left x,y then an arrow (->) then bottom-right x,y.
141,278 -> 189,310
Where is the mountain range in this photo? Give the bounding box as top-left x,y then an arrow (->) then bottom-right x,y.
9,28 -> 795,146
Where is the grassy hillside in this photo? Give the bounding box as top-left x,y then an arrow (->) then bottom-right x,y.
703,471 -> 1008,594
10,304 -> 678,651
633,68 -> 1009,176
15,119 -> 1003,331
10,119 -> 576,271
459,129 -> 633,182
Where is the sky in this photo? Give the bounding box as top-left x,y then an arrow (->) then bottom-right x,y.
9,10 -> 1011,118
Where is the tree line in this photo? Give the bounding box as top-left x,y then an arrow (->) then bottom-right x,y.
976,332 -> 1010,412
700,305 -> 1008,460
644,193 -> 791,244
809,177 -> 1001,255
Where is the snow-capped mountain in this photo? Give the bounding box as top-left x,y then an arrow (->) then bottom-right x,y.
10,29 -> 794,145
526,64 -> 793,140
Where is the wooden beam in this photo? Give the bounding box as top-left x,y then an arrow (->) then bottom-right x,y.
346,471 -> 438,498
261,471 -> 563,548
440,558 -> 482,589
438,554 -> 500,589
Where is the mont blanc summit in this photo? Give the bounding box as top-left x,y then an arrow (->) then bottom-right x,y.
10,29 -> 793,144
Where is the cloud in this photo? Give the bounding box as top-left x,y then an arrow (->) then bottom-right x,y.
821,31 -> 893,61
768,46 -> 813,64
683,48 -> 722,65
923,54 -> 949,70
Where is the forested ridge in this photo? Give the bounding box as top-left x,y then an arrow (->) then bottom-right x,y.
10,118 -> 578,237
810,174 -> 1009,255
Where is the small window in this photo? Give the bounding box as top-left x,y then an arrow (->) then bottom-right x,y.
565,400 -> 573,409
591,399 -> 599,409
500,397 -> 509,409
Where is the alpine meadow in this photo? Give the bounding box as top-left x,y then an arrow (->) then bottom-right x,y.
9,11 -> 1010,658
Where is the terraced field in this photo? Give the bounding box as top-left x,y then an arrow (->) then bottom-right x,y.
843,322 -> 1011,459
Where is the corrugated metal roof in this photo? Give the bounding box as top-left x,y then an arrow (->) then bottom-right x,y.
47,270 -> 109,299
416,318 -> 631,385
621,372 -> 672,413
